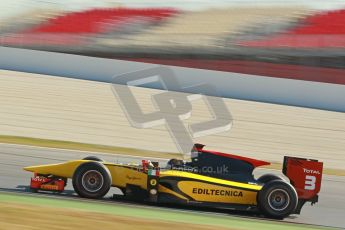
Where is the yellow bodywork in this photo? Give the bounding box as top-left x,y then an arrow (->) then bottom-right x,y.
177,181 -> 258,205
24,160 -> 148,189
160,170 -> 262,190
24,160 -> 262,205
160,170 -> 261,205
24,160 -> 87,178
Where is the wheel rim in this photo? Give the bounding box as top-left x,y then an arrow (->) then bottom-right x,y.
81,170 -> 104,193
267,189 -> 290,211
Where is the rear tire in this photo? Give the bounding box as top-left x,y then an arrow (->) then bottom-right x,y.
257,180 -> 298,219
72,162 -> 111,199
257,174 -> 284,183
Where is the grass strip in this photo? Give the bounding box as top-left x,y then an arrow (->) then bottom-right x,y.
0,192 -> 335,230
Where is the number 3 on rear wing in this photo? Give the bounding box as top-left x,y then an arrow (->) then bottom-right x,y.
283,156 -> 323,214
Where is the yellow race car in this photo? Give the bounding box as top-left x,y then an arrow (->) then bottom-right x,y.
24,144 -> 323,219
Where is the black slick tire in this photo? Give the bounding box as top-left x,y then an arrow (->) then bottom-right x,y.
257,174 -> 284,183
82,156 -> 103,162
257,180 -> 298,219
72,161 -> 111,199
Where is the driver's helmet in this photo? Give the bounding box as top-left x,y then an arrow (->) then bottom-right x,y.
166,158 -> 184,169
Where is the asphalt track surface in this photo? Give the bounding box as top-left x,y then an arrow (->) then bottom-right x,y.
0,143 -> 344,229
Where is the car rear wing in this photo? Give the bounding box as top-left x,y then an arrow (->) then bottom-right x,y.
283,156 -> 323,214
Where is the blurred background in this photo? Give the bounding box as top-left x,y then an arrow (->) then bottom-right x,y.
1,5 -> 345,228
1,0 -> 345,83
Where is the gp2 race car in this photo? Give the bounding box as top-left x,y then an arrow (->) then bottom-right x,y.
24,144 -> 323,219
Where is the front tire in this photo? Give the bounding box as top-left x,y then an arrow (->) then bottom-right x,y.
72,162 -> 111,199
257,180 -> 298,219
83,156 -> 103,162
